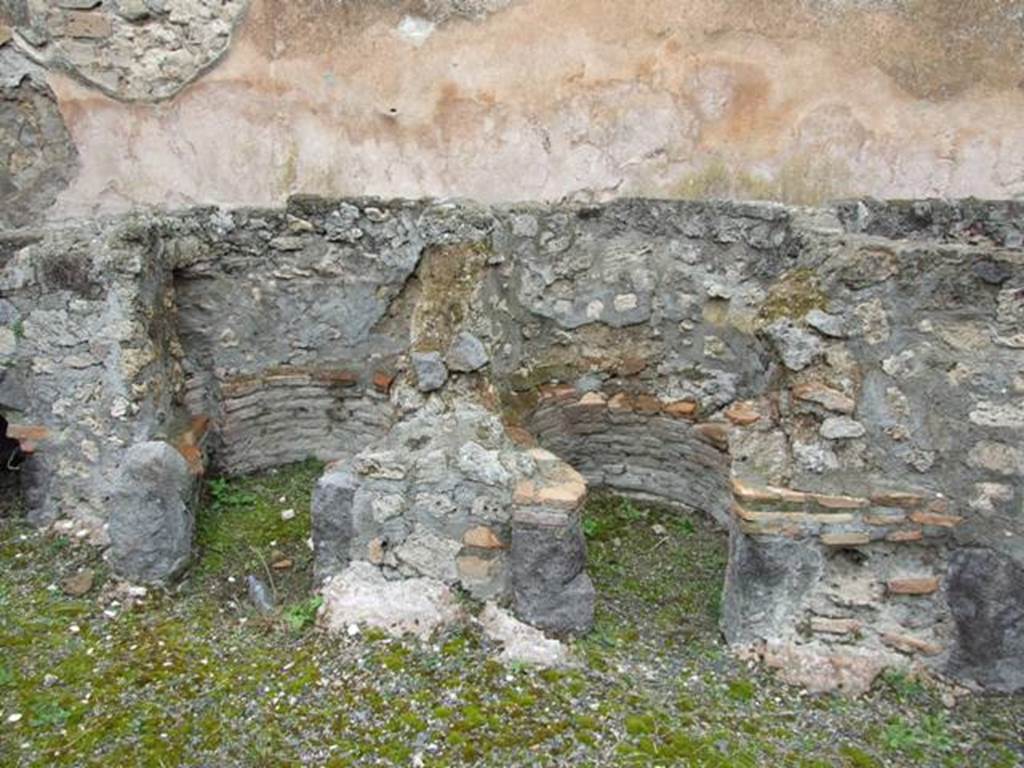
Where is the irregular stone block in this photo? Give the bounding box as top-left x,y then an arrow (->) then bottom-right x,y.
762,641 -> 894,696
320,562 -> 462,639
395,527 -> 461,582
479,602 -> 568,667
764,319 -> 823,371
108,441 -> 197,584
64,10 -> 113,38
446,331 -> 489,372
721,533 -> 824,646
411,350 -> 447,392
805,309 -> 848,338
311,466 -> 358,582
511,512 -> 594,634
947,548 -> 1024,692
114,0 -> 150,21
820,416 -> 866,440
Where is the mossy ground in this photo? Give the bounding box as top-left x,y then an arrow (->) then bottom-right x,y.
1,464 -> 1022,766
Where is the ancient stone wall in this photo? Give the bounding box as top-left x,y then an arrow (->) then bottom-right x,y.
1,197 -> 1021,692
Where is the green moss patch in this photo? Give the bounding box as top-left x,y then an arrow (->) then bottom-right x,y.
0,465 -> 1021,766
756,267 -> 829,326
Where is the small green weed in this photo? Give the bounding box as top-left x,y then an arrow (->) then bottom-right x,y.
30,701 -> 70,728
283,595 -> 323,632
883,713 -> 954,756
207,477 -> 258,511
839,745 -> 882,768
727,678 -> 757,702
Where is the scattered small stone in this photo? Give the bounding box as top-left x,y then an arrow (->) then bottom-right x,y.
280,508 -> 296,521
479,603 -> 569,667
114,0 -> 151,21
819,416 -> 866,440
805,309 -> 847,338
411,351 -> 448,392
61,568 -> 95,597
651,523 -> 667,536
246,575 -> 276,614
6,713 -> 21,724
446,331 -> 489,372
725,401 -> 761,426
764,320 -> 823,371
69,624 -> 81,634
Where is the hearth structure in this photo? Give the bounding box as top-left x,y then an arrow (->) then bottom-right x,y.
1,197 -> 1021,693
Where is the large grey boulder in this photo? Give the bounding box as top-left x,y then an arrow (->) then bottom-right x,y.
108,441 -> 197,584
721,532 -> 824,646
311,465 -> 358,583
511,505 -> 594,635
946,548 -> 1024,693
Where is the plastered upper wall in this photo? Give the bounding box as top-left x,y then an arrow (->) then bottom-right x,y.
2,0 -> 1024,220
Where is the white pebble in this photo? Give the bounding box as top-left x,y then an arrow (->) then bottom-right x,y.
6,713 -> 22,723
69,624 -> 80,634
280,508 -> 296,521
346,623 -> 360,637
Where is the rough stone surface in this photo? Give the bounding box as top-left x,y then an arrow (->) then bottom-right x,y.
722,534 -> 824,648
5,0 -> 248,101
820,416 -> 866,440
764,320 -> 823,371
411,351 -> 447,392
0,47 -> 78,228
446,331 -> 489,372
479,602 -> 569,667
107,441 -> 196,584
319,561 -> 462,639
947,548 -> 1024,693
312,401 -> 593,633
805,309 -> 847,338
4,196 -> 1023,692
